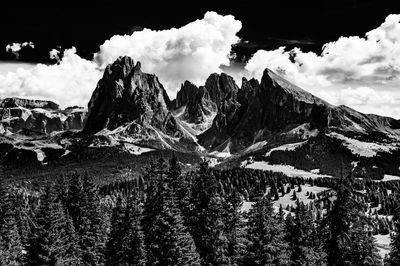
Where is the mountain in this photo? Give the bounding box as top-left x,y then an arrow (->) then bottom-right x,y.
196,67 -> 400,147
2,56 -> 400,181
82,56 -> 197,150
0,97 -> 86,134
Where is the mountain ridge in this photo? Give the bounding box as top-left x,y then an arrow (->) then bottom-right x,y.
2,55 -> 400,180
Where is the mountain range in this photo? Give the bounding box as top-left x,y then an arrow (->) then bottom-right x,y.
1,56 -> 400,180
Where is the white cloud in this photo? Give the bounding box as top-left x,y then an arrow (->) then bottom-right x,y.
6,42 -> 35,58
1,13 -> 400,119
0,12 -> 241,107
94,11 -> 242,97
49,48 -> 61,62
0,48 -> 101,108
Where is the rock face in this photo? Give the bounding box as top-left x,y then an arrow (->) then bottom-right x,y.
83,56 -> 182,141
1,97 -> 59,110
0,98 -> 86,134
2,56 -> 400,169
171,73 -> 240,135
198,68 -> 400,152
173,81 -> 216,125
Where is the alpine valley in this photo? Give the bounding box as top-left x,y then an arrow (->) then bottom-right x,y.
1,56 -> 400,181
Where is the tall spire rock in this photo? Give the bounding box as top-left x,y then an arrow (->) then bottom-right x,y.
83,56 -> 179,137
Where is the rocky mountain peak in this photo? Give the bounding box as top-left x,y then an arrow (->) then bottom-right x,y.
204,73 -> 239,106
175,80 -> 202,109
82,56 -> 180,139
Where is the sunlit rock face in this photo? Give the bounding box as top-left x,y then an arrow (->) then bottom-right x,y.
0,97 -> 86,134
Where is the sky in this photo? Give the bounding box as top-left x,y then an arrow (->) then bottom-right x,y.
1,1 -> 400,118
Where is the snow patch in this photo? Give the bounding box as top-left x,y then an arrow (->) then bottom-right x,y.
244,140 -> 268,153
35,149 -> 46,162
374,234 -> 390,261
327,132 -> 397,157
265,141 -> 307,157
374,175 -> 400,182
209,151 -> 231,158
123,143 -> 154,155
246,161 -> 332,179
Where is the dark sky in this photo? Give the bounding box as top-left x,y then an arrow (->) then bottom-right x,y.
1,0 -> 399,63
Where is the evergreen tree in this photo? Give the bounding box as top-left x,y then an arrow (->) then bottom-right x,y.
61,214 -> 82,266
67,173 -> 105,265
26,184 -> 72,265
121,195 -> 147,266
286,200 -> 325,265
0,181 -> 23,266
323,176 -> 380,266
143,157 -> 200,266
105,196 -> 125,265
245,195 -> 289,265
79,173 -> 106,265
189,160 -> 231,265
387,193 -> 400,265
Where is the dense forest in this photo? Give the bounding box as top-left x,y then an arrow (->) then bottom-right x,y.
1,156 -> 400,265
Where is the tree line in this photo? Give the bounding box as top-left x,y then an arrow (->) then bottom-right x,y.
1,156 -> 400,265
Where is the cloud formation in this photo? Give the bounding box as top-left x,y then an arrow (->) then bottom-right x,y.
0,48 -> 101,108
0,12 -> 241,108
1,12 -> 400,118
94,11 -> 242,97
6,42 -> 35,59
244,14 -> 400,118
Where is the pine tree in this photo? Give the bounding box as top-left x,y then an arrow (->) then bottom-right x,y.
0,182 -> 23,266
61,214 -> 82,266
188,160 -> 231,265
245,195 -> 289,265
26,184 -> 71,265
143,157 -> 200,266
105,196 -> 125,266
121,194 -> 147,266
79,173 -> 106,265
67,172 -> 106,265
323,176 -> 380,266
286,200 -> 325,265
387,192 -> 400,265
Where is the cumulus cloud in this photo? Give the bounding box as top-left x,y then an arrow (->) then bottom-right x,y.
0,12 -> 241,107
1,12 -> 400,118
244,14 -> 400,118
0,47 -> 101,108
49,48 -> 61,62
5,42 -> 35,58
94,11 -> 242,97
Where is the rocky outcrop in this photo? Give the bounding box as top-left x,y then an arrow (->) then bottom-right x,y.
198,69 -> 332,151
0,98 -> 87,134
82,56 -> 182,141
205,73 -> 239,106
0,97 -> 59,110
173,81 -> 217,125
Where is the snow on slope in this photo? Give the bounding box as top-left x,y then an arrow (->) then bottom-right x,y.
374,175 -> 400,182
374,234 -> 391,261
265,141 -> 307,156
244,140 -> 268,153
327,132 -> 397,157
123,143 -> 154,155
271,184 -> 330,209
240,184 -> 329,212
246,161 -> 332,179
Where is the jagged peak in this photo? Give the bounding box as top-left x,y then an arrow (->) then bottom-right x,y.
261,68 -> 329,106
